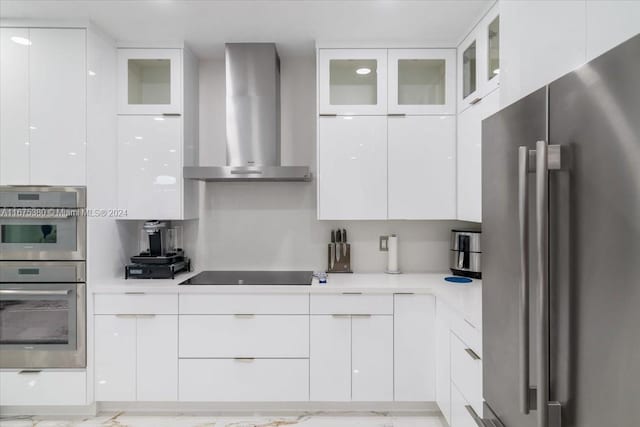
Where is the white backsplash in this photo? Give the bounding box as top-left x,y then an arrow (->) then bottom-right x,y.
181,56 -> 476,273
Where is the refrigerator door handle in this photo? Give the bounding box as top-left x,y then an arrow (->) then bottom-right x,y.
518,146 -> 531,415
535,140 -> 563,427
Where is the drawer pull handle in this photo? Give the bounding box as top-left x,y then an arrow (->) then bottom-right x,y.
342,292 -> 362,295
234,314 -> 255,318
162,113 -> 181,117
234,358 -> 255,362
136,314 -> 156,318
116,314 -> 138,318
319,113 -> 337,117
394,292 -> 415,295
331,314 -> 350,318
124,292 -> 146,295
18,370 -> 42,375
465,348 -> 481,361
470,97 -> 483,105
387,113 -> 406,117
464,318 -> 477,329
351,314 -> 372,318
464,405 -> 485,426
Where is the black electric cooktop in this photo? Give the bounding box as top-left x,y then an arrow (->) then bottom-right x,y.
179,270 -> 314,286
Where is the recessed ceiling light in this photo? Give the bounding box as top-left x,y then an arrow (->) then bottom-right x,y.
88,70 -> 96,76
356,67 -> 371,75
11,36 -> 32,46
135,136 -> 143,140
68,152 -> 77,156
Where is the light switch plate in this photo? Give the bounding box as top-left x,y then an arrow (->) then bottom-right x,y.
379,235 -> 389,251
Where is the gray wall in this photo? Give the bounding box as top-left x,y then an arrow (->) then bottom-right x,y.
185,56 -> 475,273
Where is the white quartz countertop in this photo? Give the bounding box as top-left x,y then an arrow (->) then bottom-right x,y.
92,271 -> 482,328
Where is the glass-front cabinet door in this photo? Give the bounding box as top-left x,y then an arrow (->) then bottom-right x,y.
118,48 -> 182,115
485,13 -> 500,94
388,49 -> 456,115
318,49 -> 387,115
458,35 -> 481,111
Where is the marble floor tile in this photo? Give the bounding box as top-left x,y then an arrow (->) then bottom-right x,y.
0,413 -> 446,427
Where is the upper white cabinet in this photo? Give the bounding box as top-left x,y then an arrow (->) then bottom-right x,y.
318,49 -> 387,115
117,45 -> 198,220
388,49 -> 456,115
500,0 -> 585,107
0,27 -> 86,186
458,4 -> 500,112
388,116 -> 456,219
318,116 -> 388,220
29,29 -> 87,186
118,115 -> 183,220
0,28 -> 30,185
457,89 -> 500,223
317,46 -> 458,220
118,48 -> 182,115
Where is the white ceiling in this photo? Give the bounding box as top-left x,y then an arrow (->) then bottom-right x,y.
0,0 -> 493,59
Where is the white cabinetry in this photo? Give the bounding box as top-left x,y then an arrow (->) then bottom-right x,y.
310,294 -> 394,402
318,116 -> 387,220
94,294 -> 178,402
436,298 -> 483,425
0,371 -> 86,406
0,28 -> 86,186
117,46 -> 198,220
178,293 -> 310,402
351,315 -> 393,401
457,89 -> 500,222
117,115 -> 183,219
118,48 -> 182,115
586,1 -> 640,61
310,315 -> 351,401
318,49 -> 388,115
317,47 -> 458,220
388,49 -> 456,115
500,1 -> 586,107
388,116 -> 456,219
394,294 -> 436,401
458,4 -> 500,113
0,28 -> 30,185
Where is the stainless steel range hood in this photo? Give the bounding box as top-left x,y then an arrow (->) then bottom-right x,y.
184,43 -> 312,182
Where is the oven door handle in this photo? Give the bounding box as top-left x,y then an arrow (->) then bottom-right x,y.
0,289 -> 71,296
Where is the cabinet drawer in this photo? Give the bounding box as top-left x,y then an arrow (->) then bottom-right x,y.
179,293 -> 308,314
0,370 -> 86,405
310,294 -> 393,315
179,315 -> 309,358
179,359 -> 309,401
451,311 -> 482,356
451,382 -> 479,427
94,293 -> 178,314
451,331 -> 483,417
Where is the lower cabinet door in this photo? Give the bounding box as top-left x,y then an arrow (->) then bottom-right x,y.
436,301 -> 453,424
95,315 -> 136,401
394,294 -> 436,401
136,315 -> 178,401
0,371 -> 86,405
351,315 -> 393,401
451,382 -> 478,427
310,315 -> 351,401
179,359 -> 309,401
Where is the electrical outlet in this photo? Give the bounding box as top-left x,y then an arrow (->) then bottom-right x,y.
379,235 -> 389,251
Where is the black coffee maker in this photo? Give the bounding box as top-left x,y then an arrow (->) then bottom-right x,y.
125,220 -> 190,279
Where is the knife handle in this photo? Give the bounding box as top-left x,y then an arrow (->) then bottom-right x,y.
331,230 -> 336,243
342,229 -> 347,243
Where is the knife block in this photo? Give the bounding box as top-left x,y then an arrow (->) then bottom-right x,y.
327,243 -> 352,273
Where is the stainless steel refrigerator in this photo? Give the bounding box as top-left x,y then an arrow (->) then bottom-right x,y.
480,33 -> 640,427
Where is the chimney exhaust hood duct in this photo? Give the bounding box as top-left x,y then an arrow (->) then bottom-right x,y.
184,43 -> 312,182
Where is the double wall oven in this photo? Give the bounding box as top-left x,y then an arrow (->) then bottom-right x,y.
0,186 -> 86,368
